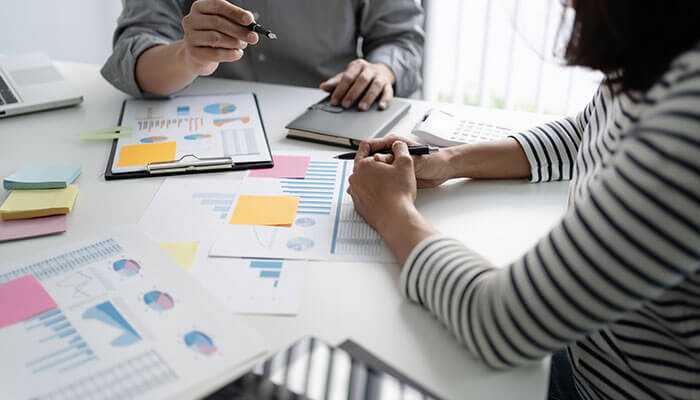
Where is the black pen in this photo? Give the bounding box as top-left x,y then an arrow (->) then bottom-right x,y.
334,145 -> 439,160
246,22 -> 278,39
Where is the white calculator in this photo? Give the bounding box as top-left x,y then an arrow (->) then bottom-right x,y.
412,109 -> 513,147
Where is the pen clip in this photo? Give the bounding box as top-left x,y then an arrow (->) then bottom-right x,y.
146,155 -> 234,174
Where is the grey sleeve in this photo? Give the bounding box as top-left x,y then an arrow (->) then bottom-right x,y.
358,0 -> 425,97
101,0 -> 187,97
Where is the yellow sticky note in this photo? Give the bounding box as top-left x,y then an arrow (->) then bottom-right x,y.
117,142 -> 177,167
229,195 -> 299,227
160,242 -> 199,271
0,185 -> 79,220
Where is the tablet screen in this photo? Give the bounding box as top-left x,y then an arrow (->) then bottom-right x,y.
204,337 -> 440,400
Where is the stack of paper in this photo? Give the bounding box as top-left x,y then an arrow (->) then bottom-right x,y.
0,215 -> 67,243
3,165 -> 80,190
0,185 -> 79,220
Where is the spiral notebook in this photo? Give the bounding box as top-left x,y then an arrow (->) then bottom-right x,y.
105,93 -> 273,180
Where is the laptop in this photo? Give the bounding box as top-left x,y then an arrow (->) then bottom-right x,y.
0,53 -> 83,118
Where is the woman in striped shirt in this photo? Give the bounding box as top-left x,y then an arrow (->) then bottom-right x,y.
347,1 -> 700,399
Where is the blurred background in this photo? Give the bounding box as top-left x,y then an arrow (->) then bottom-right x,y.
0,0 -> 600,116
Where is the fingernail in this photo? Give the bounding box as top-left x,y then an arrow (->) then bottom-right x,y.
247,33 -> 257,42
359,102 -> 368,110
330,99 -> 338,105
379,102 -> 387,109
342,100 -> 351,108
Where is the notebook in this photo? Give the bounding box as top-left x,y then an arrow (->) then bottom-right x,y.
285,96 -> 411,148
105,93 -> 273,180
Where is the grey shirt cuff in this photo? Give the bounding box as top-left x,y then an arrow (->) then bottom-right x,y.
366,44 -> 421,97
100,34 -> 170,98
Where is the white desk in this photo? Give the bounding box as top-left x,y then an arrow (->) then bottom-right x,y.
0,62 -> 569,400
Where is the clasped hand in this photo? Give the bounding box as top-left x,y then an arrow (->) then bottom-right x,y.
348,135 -> 455,233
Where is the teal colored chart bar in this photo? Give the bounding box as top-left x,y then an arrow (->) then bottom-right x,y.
250,260 -> 283,269
260,270 -> 281,279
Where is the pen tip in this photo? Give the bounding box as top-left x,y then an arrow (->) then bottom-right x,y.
269,33 -> 278,39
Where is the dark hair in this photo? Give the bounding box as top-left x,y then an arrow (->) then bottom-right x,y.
564,1 -> 700,93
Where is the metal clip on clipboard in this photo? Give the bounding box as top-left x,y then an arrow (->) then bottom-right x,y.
146,155 -> 234,175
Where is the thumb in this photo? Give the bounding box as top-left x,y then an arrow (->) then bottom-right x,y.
392,141 -> 413,168
320,73 -> 341,91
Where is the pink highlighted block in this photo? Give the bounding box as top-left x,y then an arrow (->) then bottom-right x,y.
250,155 -> 311,179
0,275 -> 57,329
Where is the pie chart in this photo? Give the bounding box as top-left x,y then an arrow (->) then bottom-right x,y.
144,290 -> 174,312
184,330 -> 217,355
204,103 -> 236,115
113,259 -> 140,277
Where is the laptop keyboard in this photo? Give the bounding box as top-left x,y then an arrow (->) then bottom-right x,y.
0,75 -> 19,105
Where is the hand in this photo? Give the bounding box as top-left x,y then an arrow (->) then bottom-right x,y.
320,59 -> 395,111
348,141 -> 418,232
354,135 -> 457,188
181,0 -> 260,76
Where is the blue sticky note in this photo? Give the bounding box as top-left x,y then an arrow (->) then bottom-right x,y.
3,165 -> 81,190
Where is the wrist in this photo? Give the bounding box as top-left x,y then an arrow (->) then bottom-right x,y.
375,202 -> 437,264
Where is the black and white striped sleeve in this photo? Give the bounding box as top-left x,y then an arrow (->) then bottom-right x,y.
509,88 -> 598,183
401,83 -> 700,369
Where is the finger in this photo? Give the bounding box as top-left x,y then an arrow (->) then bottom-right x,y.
319,73 -> 342,92
341,68 -> 375,108
194,0 -> 254,26
373,153 -> 394,163
358,79 -> 386,111
353,141 -> 373,170
378,84 -> 394,110
330,60 -> 366,106
187,13 -> 258,43
190,46 -> 243,63
392,141 -> 413,168
187,30 -> 248,50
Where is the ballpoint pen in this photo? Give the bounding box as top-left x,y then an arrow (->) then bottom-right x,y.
334,145 -> 439,160
245,22 -> 278,39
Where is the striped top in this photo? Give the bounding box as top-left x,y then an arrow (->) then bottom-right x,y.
401,47 -> 700,399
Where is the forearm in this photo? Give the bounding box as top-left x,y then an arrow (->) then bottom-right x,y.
135,41 -> 198,96
445,138 -> 531,180
377,203 -> 438,264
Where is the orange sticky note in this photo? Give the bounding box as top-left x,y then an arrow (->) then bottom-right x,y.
117,142 -> 177,167
229,195 -> 299,227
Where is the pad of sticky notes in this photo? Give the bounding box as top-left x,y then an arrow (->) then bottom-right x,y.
117,142 -> 177,167
3,165 -> 81,190
229,195 -> 299,227
0,185 -> 79,220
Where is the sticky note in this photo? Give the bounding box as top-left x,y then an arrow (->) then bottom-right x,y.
160,242 -> 199,271
230,195 -> 299,227
0,185 -> 78,220
0,215 -> 67,242
116,142 -> 177,167
250,155 -> 311,178
3,165 -> 81,190
0,275 -> 58,329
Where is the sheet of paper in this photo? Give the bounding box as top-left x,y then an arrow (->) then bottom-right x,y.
112,94 -> 272,173
159,242 -> 199,271
210,158 -> 394,262
229,195 -> 299,227
0,275 -> 57,329
192,256 -> 305,316
0,185 -> 79,220
0,229 -> 266,400
0,215 -> 67,242
250,155 -> 311,178
3,165 -> 81,190
116,141 -> 177,167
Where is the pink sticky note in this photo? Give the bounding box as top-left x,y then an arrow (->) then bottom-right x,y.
0,215 -> 67,242
0,275 -> 58,329
250,155 -> 311,178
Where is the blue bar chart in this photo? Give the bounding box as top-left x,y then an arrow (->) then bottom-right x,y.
249,260 -> 283,287
281,160 -> 339,216
24,308 -> 96,375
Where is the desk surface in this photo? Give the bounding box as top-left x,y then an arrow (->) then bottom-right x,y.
0,62 -> 569,400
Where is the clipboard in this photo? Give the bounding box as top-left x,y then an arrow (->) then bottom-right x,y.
105,93 -> 274,180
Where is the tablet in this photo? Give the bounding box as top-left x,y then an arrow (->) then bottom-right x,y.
203,336 -> 444,400
105,93 -> 273,180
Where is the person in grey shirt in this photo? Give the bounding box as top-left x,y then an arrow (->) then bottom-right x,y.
102,0 -> 424,111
